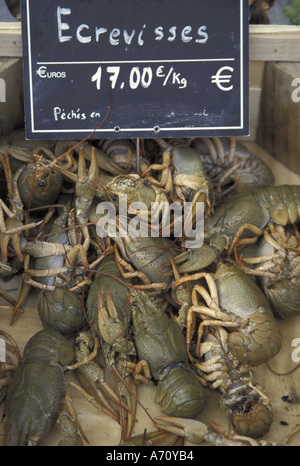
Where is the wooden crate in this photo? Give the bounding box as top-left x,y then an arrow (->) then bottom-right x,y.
257,61 -> 300,175
1,23 -> 300,447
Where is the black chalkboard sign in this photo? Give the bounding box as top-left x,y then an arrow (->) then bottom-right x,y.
21,0 -> 249,140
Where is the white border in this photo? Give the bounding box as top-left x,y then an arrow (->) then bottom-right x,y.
26,0 -> 247,135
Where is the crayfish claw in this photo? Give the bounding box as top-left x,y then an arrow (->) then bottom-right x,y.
121,429 -> 179,446
97,290 -> 135,354
174,244 -> 220,273
154,416 -> 209,444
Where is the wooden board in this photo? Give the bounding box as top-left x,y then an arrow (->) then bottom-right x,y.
0,23 -> 21,58
257,62 -> 300,175
0,57 -> 23,137
1,143 -> 300,447
249,25 -> 300,62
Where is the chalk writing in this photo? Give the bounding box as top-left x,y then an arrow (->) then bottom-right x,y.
57,7 -> 209,46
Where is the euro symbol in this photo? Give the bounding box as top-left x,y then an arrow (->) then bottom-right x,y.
36,66 -> 47,78
211,66 -> 234,91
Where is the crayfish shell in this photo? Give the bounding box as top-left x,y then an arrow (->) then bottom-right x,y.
18,163 -> 63,209
231,400 -> 273,439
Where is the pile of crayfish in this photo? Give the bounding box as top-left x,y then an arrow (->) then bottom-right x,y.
0,129 -> 299,446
